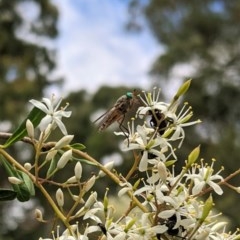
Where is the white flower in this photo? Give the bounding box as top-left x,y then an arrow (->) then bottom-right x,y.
137,87 -> 170,118
121,125 -> 174,172
167,102 -> 201,147
185,160 -> 224,195
137,88 -> 200,148
29,95 -> 71,135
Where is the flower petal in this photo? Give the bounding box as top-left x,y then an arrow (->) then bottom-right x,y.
29,99 -> 49,113
139,151 -> 148,172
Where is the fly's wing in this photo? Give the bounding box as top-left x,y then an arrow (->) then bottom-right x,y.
94,95 -> 127,131
97,107 -> 123,131
94,93 -> 136,132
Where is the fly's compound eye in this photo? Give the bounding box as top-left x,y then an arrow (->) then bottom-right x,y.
126,92 -> 133,99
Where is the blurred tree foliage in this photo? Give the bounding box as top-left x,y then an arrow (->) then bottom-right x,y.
128,0 -> 240,230
0,0 -> 60,125
0,0 -> 59,239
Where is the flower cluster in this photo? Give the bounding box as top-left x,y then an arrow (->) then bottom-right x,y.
31,83 -> 240,239
1,81 -> 240,240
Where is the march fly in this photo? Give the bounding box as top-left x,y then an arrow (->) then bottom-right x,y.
94,91 -> 137,133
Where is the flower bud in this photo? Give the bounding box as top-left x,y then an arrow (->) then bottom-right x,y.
187,146 -> 200,167
66,176 -> 77,184
103,190 -> 109,210
45,150 -> 58,161
54,135 -> 74,150
24,162 -> 32,171
98,161 -> 114,177
175,79 -> 191,98
57,149 -> 72,169
26,119 -> 34,138
157,161 -> 168,182
84,191 -> 97,208
125,218 -> 136,231
56,188 -> 64,207
34,208 -> 44,222
85,175 -> 96,192
74,162 -> 82,180
235,187 -> 240,193
200,195 -> 213,222
8,176 -> 23,185
44,123 -> 52,137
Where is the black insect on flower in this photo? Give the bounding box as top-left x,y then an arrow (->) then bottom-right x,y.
97,223 -> 107,235
148,109 -> 173,135
156,215 -> 186,240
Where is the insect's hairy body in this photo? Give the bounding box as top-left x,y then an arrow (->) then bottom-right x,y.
98,94 -> 134,131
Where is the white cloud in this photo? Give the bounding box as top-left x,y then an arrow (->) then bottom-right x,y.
51,0 -> 162,95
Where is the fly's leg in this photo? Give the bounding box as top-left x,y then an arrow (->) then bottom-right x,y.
118,115 -> 130,147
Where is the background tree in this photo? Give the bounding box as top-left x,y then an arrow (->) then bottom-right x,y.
0,0 -> 59,238
0,0 -> 60,125
128,0 -> 240,229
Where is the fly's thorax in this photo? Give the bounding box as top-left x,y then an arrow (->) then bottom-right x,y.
115,95 -> 134,114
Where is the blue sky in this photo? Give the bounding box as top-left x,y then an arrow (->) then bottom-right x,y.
51,0 -> 163,95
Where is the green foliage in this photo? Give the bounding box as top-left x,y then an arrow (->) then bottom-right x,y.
0,189 -> 17,201
0,0 -> 60,124
1,156 -> 35,202
141,0 -> 240,229
3,107 -> 45,148
1,84 -> 239,239
0,0 -> 59,238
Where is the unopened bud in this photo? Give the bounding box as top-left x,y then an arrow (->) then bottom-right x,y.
235,187 -> 240,193
46,150 -> 58,161
133,178 -> 141,191
54,135 -> 74,150
98,161 -> 114,177
157,161 -> 168,182
125,218 -> 136,231
103,190 -> 109,210
8,176 -> 23,185
66,176 -> 77,184
187,146 -> 200,167
57,149 -> 72,169
24,162 -> 32,171
84,191 -> 97,208
56,188 -> 64,207
85,175 -> 96,192
74,162 -> 82,180
200,195 -> 213,223
34,208 -> 44,222
26,119 -> 34,138
175,79 -> 191,99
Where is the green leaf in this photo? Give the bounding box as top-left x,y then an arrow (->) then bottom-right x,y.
14,182 -> 31,202
47,155 -> 58,178
3,107 -> 45,148
0,189 -> 17,201
20,171 -> 35,197
70,143 -> 86,150
165,160 -> 177,167
72,156 -> 97,166
1,156 -> 20,178
1,156 -> 33,202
